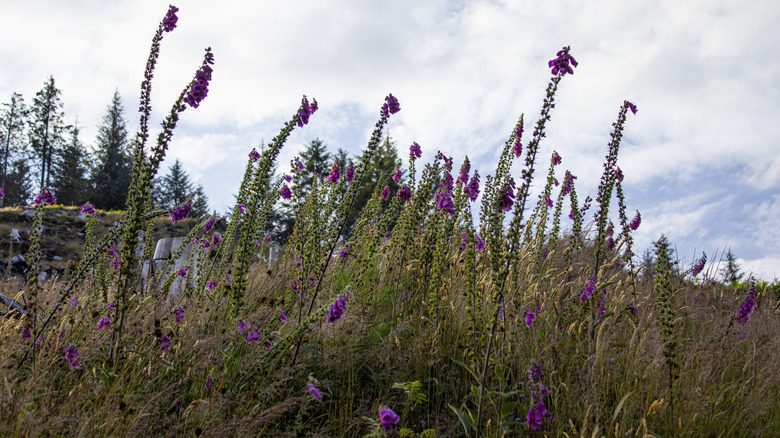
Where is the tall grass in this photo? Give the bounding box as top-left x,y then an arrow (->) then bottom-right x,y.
1,6 -> 779,437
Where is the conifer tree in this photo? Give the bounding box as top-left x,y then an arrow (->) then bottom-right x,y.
721,247 -> 744,285
295,137 -> 332,199
29,75 -> 66,190
3,159 -> 33,206
346,134 -> 402,232
191,183 -> 209,218
0,93 -> 27,207
51,124 -> 90,206
92,90 -> 131,210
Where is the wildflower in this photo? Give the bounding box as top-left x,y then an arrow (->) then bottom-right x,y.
327,295 -> 348,325
308,383 -> 323,402
65,345 -> 80,370
186,54 -> 214,109
548,45 -> 578,76
381,93 -> 401,117
525,309 -> 536,328
207,280 -> 216,292
245,330 -> 259,344
237,319 -> 250,334
691,253 -> 707,277
177,267 -> 188,277
248,150 -> 260,162
205,375 -> 215,390
393,169 -> 402,183
346,161 -> 355,183
528,360 -> 543,382
170,202 -> 192,223
397,186 -> 412,202
513,125 -> 524,158
34,187 -> 56,205
204,217 -> 215,233
325,161 -> 341,184
435,192 -> 456,216
579,275 -> 596,302
474,235 -> 485,252
464,171 -> 480,202
212,233 -> 221,247
68,259 -> 74,265
279,310 -> 288,322
296,95 -> 318,127
606,238 -> 615,250
380,407 -> 401,431
162,5 -> 179,32
457,159 -> 470,185
499,179 -> 516,212
280,184 -> 292,200
409,142 -> 422,161
174,306 -> 184,324
108,301 -> 117,313
69,297 -> 78,308
338,246 -> 349,262
629,211 -> 641,231
615,168 -> 624,182
606,223 -> 614,237
160,334 -> 171,351
526,400 -> 553,430
552,151 -> 562,166
381,186 -> 390,201
625,100 -> 638,115
97,316 -> 111,329
109,256 -> 120,272
562,173 -> 576,196
736,281 -> 757,325
629,305 -> 637,318
543,195 -> 553,209
80,203 -> 96,216
237,203 -> 245,213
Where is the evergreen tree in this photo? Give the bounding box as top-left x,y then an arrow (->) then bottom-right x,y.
191,184 -> 209,218
154,159 -> 199,211
3,159 -> 33,206
51,124 -> 90,206
29,75 -> 66,190
295,138 -> 332,200
346,134 -> 402,232
92,90 -> 131,210
721,247 -> 744,285
0,93 -> 28,207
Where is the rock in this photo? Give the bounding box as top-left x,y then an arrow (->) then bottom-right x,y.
53,256 -> 63,261
37,271 -> 48,285
9,228 -> 20,244
19,210 -> 36,218
11,254 -> 25,264
0,292 -> 28,317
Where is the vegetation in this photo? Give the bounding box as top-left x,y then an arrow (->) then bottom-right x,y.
0,6 -> 778,437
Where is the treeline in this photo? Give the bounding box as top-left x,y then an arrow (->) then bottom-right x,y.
0,76 -> 208,214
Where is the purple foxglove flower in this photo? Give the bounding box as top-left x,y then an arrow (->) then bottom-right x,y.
543,195 -> 553,209
308,383 -> 323,402
338,246 -> 349,262
325,161 -> 341,184
186,60 -> 214,109
345,161 -> 355,183
205,375 -> 215,390
579,275 -> 596,302
381,94 -> 401,117
606,223 -> 614,237
237,319 -> 250,334
435,192 -> 456,216
70,297 -> 78,308
606,238 -> 615,250
629,305 -> 637,318
548,45 -> 578,76
281,184 -> 292,200
526,400 -> 553,430
409,142 -> 422,161
65,344 -> 80,370
457,160 -> 471,185
21,327 -> 31,339
464,171 -> 480,202
80,203 -> 96,216
108,301 -> 117,313
245,330 -> 259,344
175,306 -> 184,324
441,171 -> 454,192
248,150 -> 260,162
34,187 -> 56,206
279,310 -> 288,322
204,217 -> 215,233
97,316 -> 111,329
170,202 -> 192,223
691,253 -> 707,277
212,233 -> 221,247
177,267 -> 188,278
160,334 -> 171,351
629,212 -> 641,231
736,281 -> 757,325
615,168 -> 624,182
625,100 -> 638,115
237,204 -> 245,213
513,126 -> 525,158
552,151 -> 562,166
474,235 -> 485,252
162,5 -> 179,32
379,407 -> 400,431
207,280 -> 216,291
393,169 -> 402,183
327,295 -> 348,325
397,186 -> 412,202
525,309 -> 536,328
499,179 -> 516,212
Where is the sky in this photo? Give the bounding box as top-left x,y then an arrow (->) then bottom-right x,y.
2,0 -> 779,281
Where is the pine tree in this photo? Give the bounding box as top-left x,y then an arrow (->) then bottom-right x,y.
51,124 -> 90,206
295,138 -> 332,199
3,159 -> 33,206
346,134 -> 402,232
92,90 -> 131,210
154,159 -> 194,209
721,247 -> 744,285
191,184 -> 209,218
0,93 -> 28,207
29,75 -> 66,190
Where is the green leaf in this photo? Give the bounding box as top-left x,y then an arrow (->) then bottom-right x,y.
500,401 -> 518,418
453,360 -> 480,382
449,404 -> 475,436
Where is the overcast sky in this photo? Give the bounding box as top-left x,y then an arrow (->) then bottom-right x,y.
2,0 -> 779,281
